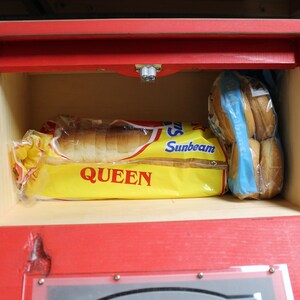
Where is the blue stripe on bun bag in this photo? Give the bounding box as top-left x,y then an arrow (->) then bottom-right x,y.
218,71 -> 258,195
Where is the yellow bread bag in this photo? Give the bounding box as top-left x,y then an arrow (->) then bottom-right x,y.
11,115 -> 228,201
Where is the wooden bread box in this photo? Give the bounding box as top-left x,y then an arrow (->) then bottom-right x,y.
1,18 -> 300,299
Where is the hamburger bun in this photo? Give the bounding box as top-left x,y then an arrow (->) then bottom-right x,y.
210,84 -> 255,144
260,137 -> 283,199
243,79 -> 277,141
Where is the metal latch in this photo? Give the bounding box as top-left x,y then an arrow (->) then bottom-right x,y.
136,64 -> 162,82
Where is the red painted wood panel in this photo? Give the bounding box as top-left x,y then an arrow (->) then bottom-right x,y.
0,217 -> 299,299
1,19 -> 300,41
0,38 -> 296,74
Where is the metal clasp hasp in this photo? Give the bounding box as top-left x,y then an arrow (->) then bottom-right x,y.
136,64 -> 162,82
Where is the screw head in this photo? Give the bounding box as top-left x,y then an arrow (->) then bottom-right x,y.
197,272 -> 204,279
38,278 -> 45,285
269,267 -> 276,274
114,274 -> 121,281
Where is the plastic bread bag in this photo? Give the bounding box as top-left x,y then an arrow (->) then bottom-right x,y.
208,71 -> 283,199
11,115 -> 228,201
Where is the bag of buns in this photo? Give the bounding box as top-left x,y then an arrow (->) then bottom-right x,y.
11,115 -> 228,201
208,71 -> 283,199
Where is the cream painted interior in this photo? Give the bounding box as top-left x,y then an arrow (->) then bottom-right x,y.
1,69 -> 300,226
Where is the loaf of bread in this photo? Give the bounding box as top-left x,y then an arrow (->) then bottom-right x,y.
209,85 -> 255,143
242,79 -> 277,141
56,127 -> 152,163
12,116 -> 229,200
260,137 -> 283,199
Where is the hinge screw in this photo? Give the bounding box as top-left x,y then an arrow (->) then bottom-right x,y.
114,274 -> 121,281
269,267 -> 276,274
38,278 -> 45,285
197,272 -> 204,279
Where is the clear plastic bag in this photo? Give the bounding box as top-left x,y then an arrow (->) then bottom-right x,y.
208,71 -> 283,199
11,116 -> 228,201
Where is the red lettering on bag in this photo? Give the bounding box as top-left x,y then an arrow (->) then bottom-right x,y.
81,167 -> 152,186
125,170 -> 138,185
139,171 -> 152,186
111,169 -> 124,183
98,168 -> 111,182
191,123 -> 206,132
80,167 -> 96,184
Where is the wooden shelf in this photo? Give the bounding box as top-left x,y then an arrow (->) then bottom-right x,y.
2,195 -> 300,226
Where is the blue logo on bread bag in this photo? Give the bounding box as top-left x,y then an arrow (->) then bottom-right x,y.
166,122 -> 184,137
